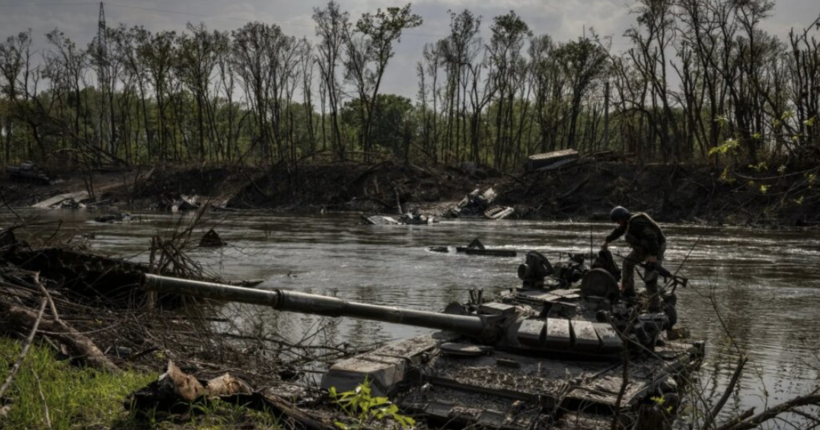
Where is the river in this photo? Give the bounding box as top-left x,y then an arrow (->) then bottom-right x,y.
4,208 -> 820,417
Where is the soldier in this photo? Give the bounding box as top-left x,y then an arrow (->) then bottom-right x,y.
602,206 -> 666,310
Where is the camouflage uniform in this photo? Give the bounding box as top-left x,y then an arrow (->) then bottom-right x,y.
605,212 -> 666,309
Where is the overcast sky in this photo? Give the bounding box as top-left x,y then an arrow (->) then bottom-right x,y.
0,0 -> 817,99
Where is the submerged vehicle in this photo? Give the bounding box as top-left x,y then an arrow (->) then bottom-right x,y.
362,208 -> 437,226
142,249 -> 702,430
429,238 -> 518,257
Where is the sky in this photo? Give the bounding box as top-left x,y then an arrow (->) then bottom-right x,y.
0,0 -> 817,100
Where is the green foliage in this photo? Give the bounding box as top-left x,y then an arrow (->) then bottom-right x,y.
719,166 -> 736,184
0,337 -> 153,430
356,4 -> 423,55
649,395 -> 673,414
708,138 -> 739,157
342,94 -> 414,156
1,0 -> 819,168
328,379 -> 415,429
748,161 -> 767,172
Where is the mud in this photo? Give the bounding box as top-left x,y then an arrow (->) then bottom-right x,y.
2,160 -> 818,227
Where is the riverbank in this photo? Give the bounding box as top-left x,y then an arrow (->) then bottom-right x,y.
0,232 -> 369,430
2,208 -> 820,429
1,159 -> 818,227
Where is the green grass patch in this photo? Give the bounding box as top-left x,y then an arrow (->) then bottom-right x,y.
0,337 -> 153,430
0,337 -> 281,429
148,400 -> 282,429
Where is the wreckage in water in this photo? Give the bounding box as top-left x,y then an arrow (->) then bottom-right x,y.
429,238 -> 518,257
142,250 -> 702,429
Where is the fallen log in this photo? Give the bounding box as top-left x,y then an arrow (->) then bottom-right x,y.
0,301 -> 120,373
0,298 -> 47,401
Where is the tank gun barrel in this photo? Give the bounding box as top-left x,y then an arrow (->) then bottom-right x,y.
142,274 -> 486,337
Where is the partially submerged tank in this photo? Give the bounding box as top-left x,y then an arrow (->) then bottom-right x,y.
142,249 -> 703,429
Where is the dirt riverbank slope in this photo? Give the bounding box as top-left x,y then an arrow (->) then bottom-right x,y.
1,160 -> 817,226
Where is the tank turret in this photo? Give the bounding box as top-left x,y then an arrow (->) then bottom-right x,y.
141,269 -> 703,429
142,274 -> 633,357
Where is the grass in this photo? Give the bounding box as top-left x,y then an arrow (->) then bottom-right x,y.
0,337 -> 281,429
0,337 -> 153,430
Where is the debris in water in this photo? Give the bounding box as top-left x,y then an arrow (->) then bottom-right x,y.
94,211 -> 133,223
199,228 -> 226,247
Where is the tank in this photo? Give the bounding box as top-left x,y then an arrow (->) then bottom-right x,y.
142,249 -> 703,430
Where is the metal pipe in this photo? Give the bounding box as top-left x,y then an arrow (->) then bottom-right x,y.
142,274 -> 486,336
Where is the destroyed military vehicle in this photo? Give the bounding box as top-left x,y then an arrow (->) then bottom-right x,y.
361,210 -> 437,226
142,248 -> 702,430
447,187 -> 515,220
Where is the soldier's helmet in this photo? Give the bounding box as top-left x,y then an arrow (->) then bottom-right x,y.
610,206 -> 631,222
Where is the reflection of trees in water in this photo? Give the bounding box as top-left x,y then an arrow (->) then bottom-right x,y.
345,285 -> 392,348
440,282 -> 466,306
681,281 -> 820,422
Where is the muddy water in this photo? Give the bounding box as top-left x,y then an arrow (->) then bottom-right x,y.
4,209 -> 820,413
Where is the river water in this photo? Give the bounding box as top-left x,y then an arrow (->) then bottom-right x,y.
4,209 -> 820,416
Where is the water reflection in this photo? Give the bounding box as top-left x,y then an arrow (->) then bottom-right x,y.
2,208 -> 819,414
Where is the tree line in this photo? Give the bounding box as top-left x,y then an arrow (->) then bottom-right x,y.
0,0 -> 818,171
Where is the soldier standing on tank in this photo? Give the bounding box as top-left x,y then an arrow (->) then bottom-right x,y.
601,206 -> 666,311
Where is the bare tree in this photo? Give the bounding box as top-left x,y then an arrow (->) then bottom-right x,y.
314,1 -> 349,161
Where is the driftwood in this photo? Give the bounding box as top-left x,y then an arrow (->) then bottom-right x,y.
0,298 -> 47,401
715,394 -> 820,430
0,301 -> 120,373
